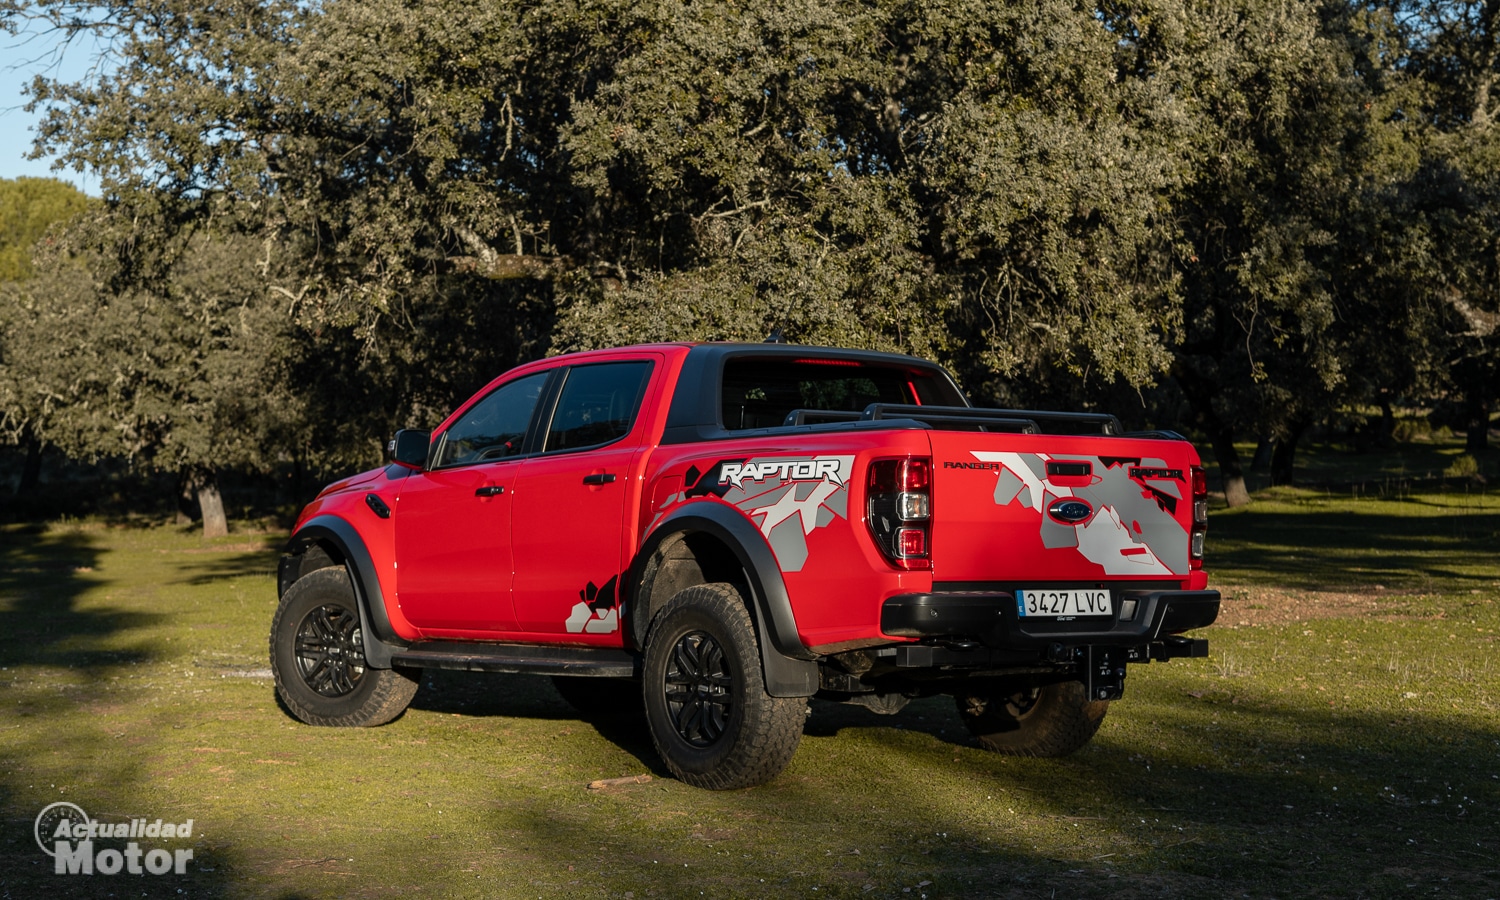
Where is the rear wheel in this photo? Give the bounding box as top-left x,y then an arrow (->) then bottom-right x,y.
954,680 -> 1107,757
642,583 -> 804,789
271,566 -> 418,727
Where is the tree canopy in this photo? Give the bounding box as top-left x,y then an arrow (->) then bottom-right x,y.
0,176 -> 87,281
1,0 -> 1496,511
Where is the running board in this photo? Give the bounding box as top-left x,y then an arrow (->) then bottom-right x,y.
389,642 -> 640,678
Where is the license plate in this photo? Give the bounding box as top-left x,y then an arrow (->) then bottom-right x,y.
1016,589 -> 1113,618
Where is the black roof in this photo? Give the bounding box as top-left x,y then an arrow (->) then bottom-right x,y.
660,342 -> 965,445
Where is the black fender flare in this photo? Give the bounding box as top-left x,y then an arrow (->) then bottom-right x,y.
629,502 -> 819,697
281,515 -> 407,668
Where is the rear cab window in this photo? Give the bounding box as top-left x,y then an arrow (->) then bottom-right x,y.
719,358 -> 963,431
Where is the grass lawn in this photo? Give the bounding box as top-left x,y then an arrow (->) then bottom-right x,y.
1,480 -> 1497,898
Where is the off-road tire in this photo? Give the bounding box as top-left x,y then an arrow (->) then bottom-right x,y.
642,583 -> 804,789
954,680 -> 1107,757
551,675 -> 642,718
271,566 -> 418,727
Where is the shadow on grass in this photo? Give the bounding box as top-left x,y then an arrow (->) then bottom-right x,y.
0,525 -> 238,899
408,670 -> 670,777
487,688 -> 1500,898
0,525 -> 153,675
171,546 -> 282,586
1210,507 -> 1500,590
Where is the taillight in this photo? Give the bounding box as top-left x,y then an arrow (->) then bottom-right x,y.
1190,465 -> 1208,569
868,457 -> 932,570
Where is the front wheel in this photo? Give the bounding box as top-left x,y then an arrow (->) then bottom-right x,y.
954,680 -> 1107,757
270,566 -> 418,727
642,583 -> 805,790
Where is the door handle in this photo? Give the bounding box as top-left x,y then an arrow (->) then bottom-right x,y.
582,473 -> 617,485
474,485 -> 505,497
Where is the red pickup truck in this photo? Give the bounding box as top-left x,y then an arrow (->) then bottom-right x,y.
271,343 -> 1219,789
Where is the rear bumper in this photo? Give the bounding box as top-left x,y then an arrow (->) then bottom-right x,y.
880,588 -> 1220,648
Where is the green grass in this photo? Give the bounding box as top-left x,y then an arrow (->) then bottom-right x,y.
1209,486 -> 1500,593
1,497 -> 1497,898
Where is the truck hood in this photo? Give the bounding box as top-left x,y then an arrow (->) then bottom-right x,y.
314,466 -> 388,499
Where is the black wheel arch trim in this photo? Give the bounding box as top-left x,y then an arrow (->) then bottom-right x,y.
630,502 -> 819,698
281,514 -> 407,668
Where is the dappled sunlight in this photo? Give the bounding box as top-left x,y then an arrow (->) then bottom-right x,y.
1209,497 -> 1500,591
1,521 -> 1497,897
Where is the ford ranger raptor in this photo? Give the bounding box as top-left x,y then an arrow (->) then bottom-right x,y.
271,342 -> 1219,789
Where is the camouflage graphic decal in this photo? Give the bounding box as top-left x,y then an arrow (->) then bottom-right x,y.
676,454 -> 854,572
565,576 -> 621,634
648,455 -> 854,572
971,451 -> 1188,575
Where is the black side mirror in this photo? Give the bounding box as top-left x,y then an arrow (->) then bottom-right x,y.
387,429 -> 431,470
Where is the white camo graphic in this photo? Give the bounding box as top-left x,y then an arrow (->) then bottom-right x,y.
719,455 -> 855,571
971,451 -> 1188,575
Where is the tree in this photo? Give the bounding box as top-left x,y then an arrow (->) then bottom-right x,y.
1365,0 -> 1500,454
1100,0 -> 1389,501
0,223 -> 304,535
4,0 -> 1188,393
0,176 -> 88,281
0,176 -> 89,495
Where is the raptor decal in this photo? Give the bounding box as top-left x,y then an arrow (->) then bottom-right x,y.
719,454 -> 854,572
653,454 -> 855,572
971,451 -> 1189,575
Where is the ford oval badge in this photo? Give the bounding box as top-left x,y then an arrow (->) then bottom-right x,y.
1047,498 -> 1093,524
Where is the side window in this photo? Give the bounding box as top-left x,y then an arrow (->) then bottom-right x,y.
434,371 -> 549,468
544,361 -> 654,453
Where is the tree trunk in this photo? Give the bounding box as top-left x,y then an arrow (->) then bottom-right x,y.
16,433 -> 42,495
1378,395 -> 1396,448
1250,437 -> 1274,472
175,472 -> 198,525
1464,390 -> 1490,456
1270,423 -> 1308,487
1208,426 -> 1251,508
196,472 -> 229,538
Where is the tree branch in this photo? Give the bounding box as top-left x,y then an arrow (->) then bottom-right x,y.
1446,291 -> 1500,337
448,224 -> 572,280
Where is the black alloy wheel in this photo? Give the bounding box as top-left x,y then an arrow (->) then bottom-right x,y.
271,565 -> 419,727
294,603 -> 366,697
999,686 -> 1040,719
953,679 -> 1108,757
662,630 -> 734,747
641,582 -> 805,789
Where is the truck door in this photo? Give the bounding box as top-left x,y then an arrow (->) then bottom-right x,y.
510,358 -> 657,640
393,370 -> 549,634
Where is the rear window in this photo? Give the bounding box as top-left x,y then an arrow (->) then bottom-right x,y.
544,360 -> 654,452
720,358 -> 960,431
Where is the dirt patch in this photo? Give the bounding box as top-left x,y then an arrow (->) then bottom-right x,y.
1212,585 -> 1431,627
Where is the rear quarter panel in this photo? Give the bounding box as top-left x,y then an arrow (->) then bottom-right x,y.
639,430 -> 936,652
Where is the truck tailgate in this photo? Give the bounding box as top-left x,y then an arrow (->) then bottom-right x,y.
928,433 -> 1198,583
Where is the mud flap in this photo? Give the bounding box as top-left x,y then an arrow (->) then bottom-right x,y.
751,595 -> 819,697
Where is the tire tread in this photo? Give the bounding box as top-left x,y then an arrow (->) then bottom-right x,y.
643,583 -> 804,790
270,566 -> 418,727
955,681 -> 1106,758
